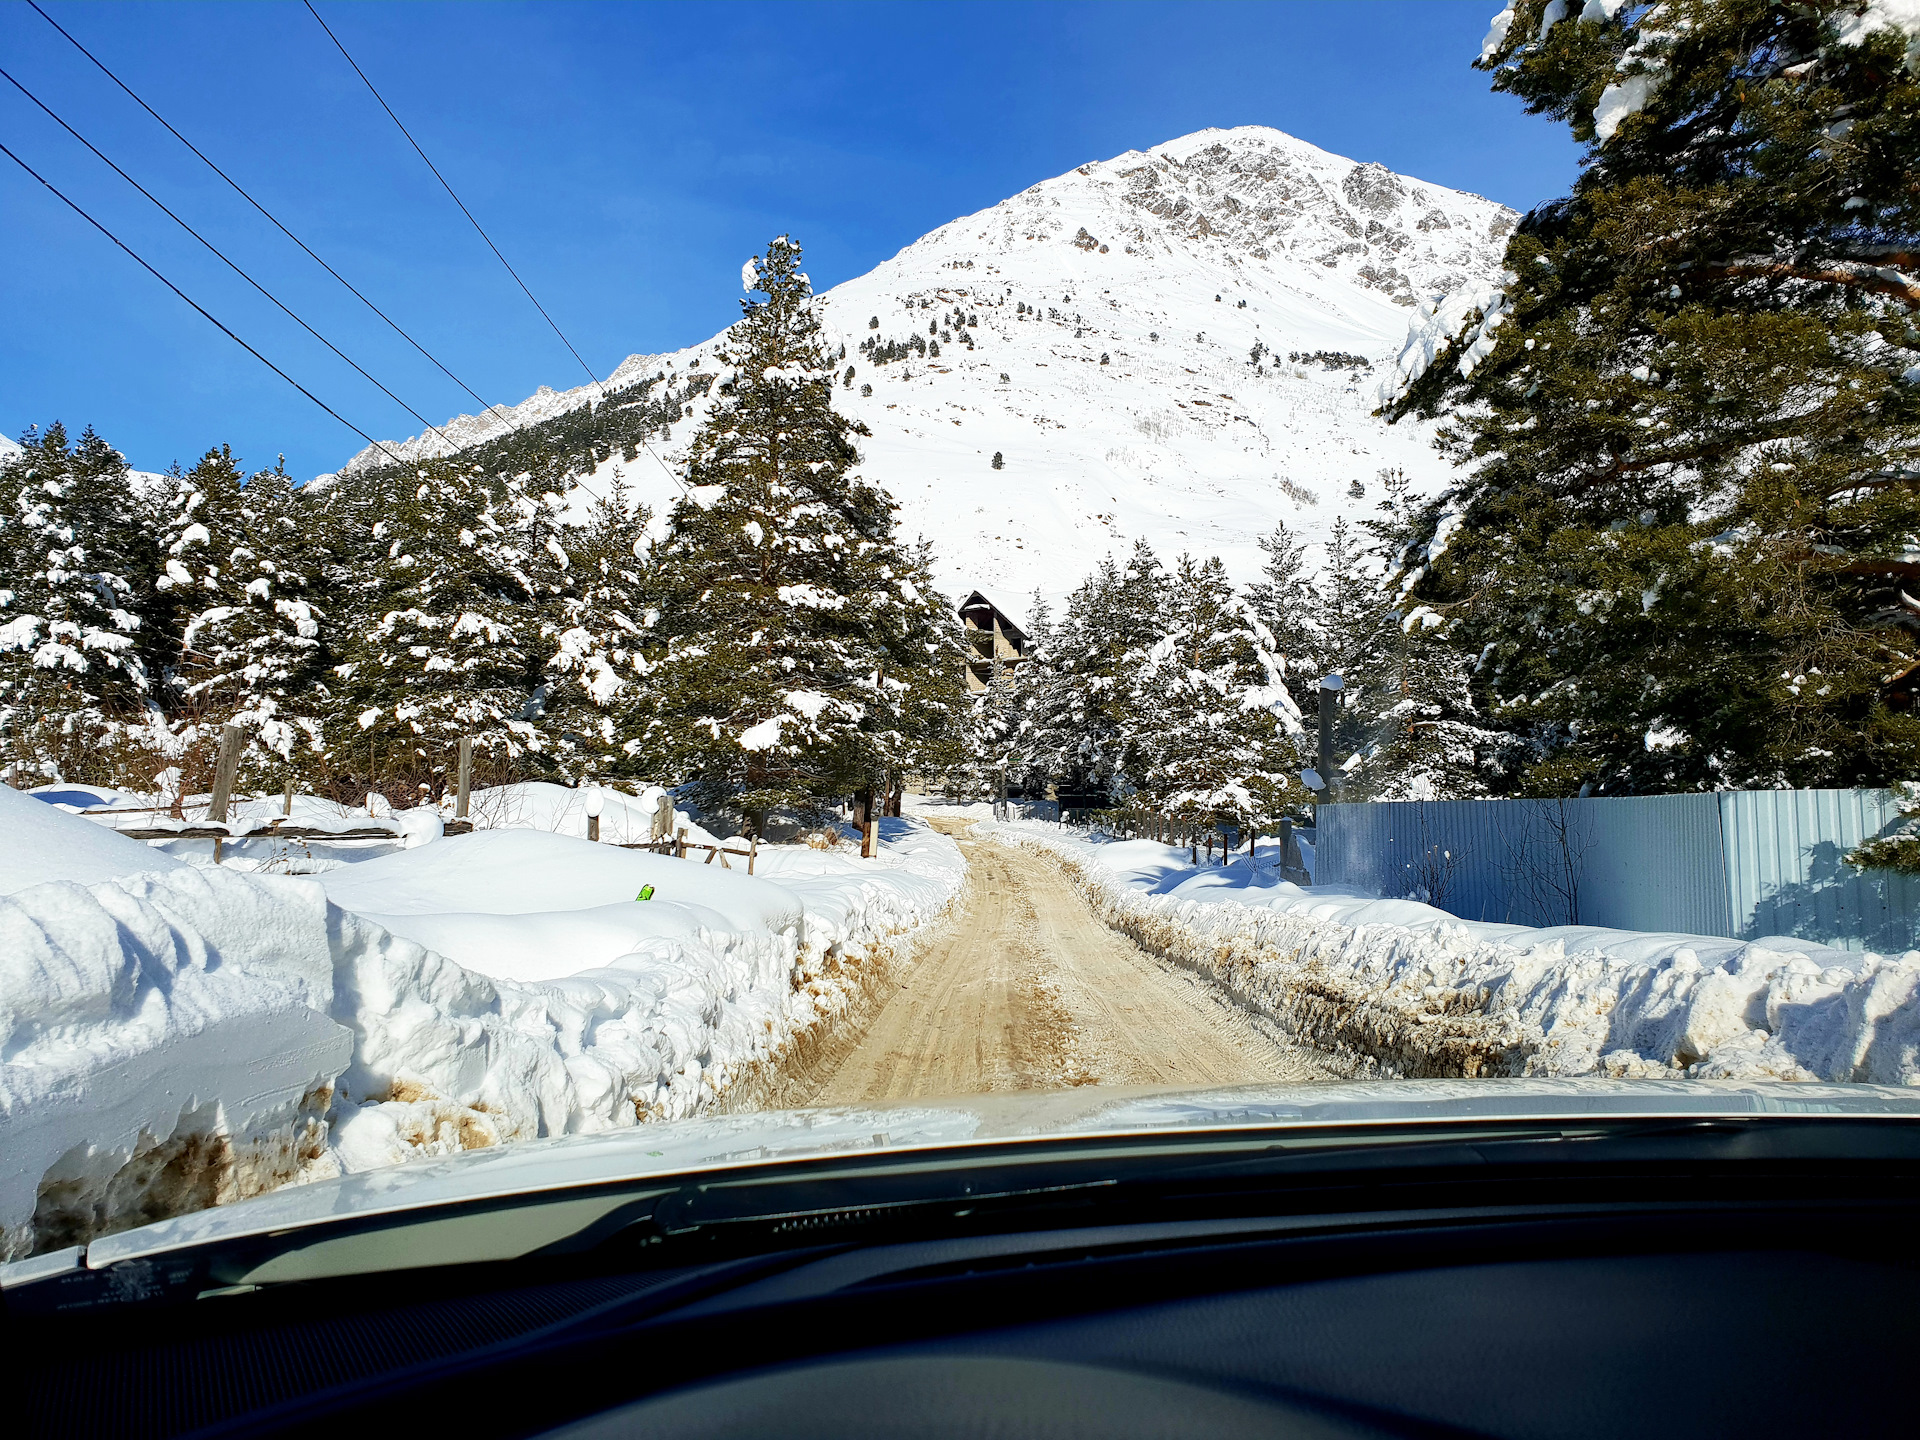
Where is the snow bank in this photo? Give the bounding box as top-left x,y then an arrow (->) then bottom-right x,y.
3,783 -> 182,894
0,783 -> 963,1258
0,855 -> 348,1260
981,822 -> 1920,1086
305,816 -> 961,1172
447,778 -> 727,848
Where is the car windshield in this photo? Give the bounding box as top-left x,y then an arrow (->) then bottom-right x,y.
4,0 -> 1919,1322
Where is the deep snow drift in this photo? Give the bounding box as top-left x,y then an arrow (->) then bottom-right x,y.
981,819 -> 1920,1086
0,784 -> 961,1259
342,126 -> 1514,612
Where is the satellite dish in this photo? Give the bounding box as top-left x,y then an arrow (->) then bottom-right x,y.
1301,768 -> 1325,792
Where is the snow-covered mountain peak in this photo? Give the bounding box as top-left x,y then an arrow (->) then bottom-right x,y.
341,127 -> 1516,622
889,125 -> 1512,311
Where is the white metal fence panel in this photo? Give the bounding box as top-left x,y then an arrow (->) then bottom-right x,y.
1319,789 -> 1915,950
1719,789 -> 1919,952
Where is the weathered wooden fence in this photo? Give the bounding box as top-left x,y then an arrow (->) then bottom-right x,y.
1315,789 -> 1920,951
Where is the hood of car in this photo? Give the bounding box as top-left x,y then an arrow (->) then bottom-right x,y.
11,1077 -> 1920,1286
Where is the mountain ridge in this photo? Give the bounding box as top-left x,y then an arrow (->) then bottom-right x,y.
341,126 -> 1515,616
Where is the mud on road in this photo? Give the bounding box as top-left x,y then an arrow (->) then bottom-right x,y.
805,822 -> 1334,1104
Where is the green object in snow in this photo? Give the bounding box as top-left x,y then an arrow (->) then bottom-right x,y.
636,884 -> 655,901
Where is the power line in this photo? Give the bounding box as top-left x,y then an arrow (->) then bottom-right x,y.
24,0 -> 680,504
0,65 -> 459,450
301,0 -> 690,501
25,0 -> 513,433
303,0 -> 607,397
0,138 -> 406,465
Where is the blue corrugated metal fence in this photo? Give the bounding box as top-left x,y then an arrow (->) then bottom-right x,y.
1315,789 -> 1919,951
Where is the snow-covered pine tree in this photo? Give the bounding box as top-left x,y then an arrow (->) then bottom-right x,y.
0,424 -> 159,782
870,538 -> 970,795
1242,519 -> 1322,707
1352,466 -> 1515,799
155,449 -> 329,783
635,237 -> 959,828
1314,516 -> 1390,683
1023,559 -> 1126,804
1045,541 -> 1175,800
540,471 -> 652,781
1128,555 -> 1304,829
1391,0 -> 1920,794
332,458 -> 544,796
1300,515 -> 1399,789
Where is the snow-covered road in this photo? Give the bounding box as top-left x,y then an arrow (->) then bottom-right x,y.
807,821 -> 1333,1102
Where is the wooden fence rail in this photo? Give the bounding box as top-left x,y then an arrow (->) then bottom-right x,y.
618,830 -> 758,873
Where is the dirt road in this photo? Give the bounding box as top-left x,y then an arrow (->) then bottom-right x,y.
806,824 -> 1333,1104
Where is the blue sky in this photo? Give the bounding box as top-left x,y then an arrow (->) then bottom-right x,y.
1,1 -> 1579,480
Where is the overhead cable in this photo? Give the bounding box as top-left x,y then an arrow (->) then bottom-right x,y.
27,0 -> 679,500
25,0 -> 512,432
303,0 -> 607,397
0,65 -> 459,449
0,138 -> 405,464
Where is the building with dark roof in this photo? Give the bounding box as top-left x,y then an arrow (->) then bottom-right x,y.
957,591 -> 1029,693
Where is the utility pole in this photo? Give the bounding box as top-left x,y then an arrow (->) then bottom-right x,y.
1315,673 -> 1343,817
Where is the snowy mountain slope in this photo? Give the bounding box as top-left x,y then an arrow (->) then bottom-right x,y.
343,127 -> 1515,617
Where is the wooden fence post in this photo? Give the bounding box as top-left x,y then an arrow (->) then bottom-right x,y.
207,723 -> 244,865
456,736 -> 473,820
282,775 -> 295,817
676,827 -> 688,859
748,834 -> 758,875
207,724 -> 244,824
585,784 -> 601,843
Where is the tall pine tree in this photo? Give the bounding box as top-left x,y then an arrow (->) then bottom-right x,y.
1391,0 -> 1920,794
332,459 -> 544,797
1243,519 -> 1323,710
1128,555 -> 1304,827
635,237 -> 961,829
541,472 -> 653,781
0,424 -> 159,782
158,448 -> 329,782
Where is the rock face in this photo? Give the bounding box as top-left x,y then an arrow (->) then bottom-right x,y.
1099,135 -> 1511,307
342,127 -> 1515,617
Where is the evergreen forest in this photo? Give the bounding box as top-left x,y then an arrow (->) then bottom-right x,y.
5,1 -> 1917,826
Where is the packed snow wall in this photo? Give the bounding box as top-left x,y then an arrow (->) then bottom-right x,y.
0,785 -> 963,1259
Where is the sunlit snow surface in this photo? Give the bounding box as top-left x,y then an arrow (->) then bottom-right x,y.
0,783 -> 962,1259
342,127 -> 1516,617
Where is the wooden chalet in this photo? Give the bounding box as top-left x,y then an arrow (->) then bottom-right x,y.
958,591 -> 1029,692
